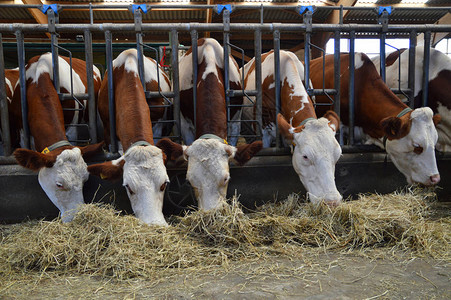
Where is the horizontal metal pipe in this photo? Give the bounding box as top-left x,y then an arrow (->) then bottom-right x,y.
228,90 -> 258,97
310,89 -> 338,96
59,93 -> 89,100
145,91 -> 175,98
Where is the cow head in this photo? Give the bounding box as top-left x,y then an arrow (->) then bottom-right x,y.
88,145 -> 169,226
278,112 -> 342,206
381,107 -> 441,186
14,143 -> 103,222
157,138 -> 262,211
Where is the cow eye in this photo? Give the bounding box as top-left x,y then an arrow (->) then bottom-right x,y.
303,155 -> 308,160
56,182 -> 64,188
125,184 -> 135,195
160,180 -> 170,192
413,146 -> 423,155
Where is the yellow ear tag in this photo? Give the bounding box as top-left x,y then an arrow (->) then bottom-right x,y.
100,173 -> 106,180
223,139 -> 228,145
41,147 -> 50,154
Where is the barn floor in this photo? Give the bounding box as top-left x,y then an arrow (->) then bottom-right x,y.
1,253 -> 449,299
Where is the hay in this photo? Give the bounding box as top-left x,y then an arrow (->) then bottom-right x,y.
0,188 -> 449,281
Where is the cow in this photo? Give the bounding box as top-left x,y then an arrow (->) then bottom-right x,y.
157,38 -> 262,211
1,68 -> 19,153
372,46 -> 451,152
11,53 -> 103,222
87,49 -> 171,226
241,50 -> 342,205
310,53 -> 441,186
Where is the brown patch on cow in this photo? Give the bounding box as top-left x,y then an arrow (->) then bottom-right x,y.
380,115 -> 412,140
323,110 -> 340,131
14,148 -> 57,171
423,70 -> 451,113
156,138 -> 184,162
243,50 -> 273,87
233,141 -> 263,166
433,114 -> 441,126
5,69 -> 19,99
79,142 -> 105,161
277,113 -> 295,140
88,160 -> 125,181
385,49 -> 407,67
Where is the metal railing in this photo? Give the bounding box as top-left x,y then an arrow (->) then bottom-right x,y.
0,4 -> 450,155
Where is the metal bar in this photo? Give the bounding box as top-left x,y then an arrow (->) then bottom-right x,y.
408,31 -> 417,108
16,30 -> 29,149
105,30 -> 117,153
134,9 -> 146,91
380,33 -> 386,83
227,90 -> 258,97
48,9 -> 60,94
254,28 -> 263,138
145,91 -> 175,98
223,9 -> 231,141
191,29 -> 198,138
422,31 -> 431,107
333,30 -> 342,145
348,31 -> 356,146
273,29 -> 281,148
0,33 -> 11,155
84,29 -> 97,143
170,29 -> 181,142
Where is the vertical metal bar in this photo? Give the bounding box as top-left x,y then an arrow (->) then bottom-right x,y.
105,30 -> 117,153
380,33 -> 386,83
84,29 -> 97,143
408,31 -> 417,108
134,9 -> 146,91
422,31 -> 431,107
304,31 -> 311,94
170,29 -> 181,141
273,30 -> 281,148
16,30 -> 30,149
190,30 -> 198,136
0,33 -> 11,155
348,32 -> 355,146
334,31 -> 342,146
48,9 -> 60,93
223,9 -> 231,140
254,29 -> 263,138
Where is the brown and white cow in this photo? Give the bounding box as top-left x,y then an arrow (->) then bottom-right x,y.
4,68 -> 19,103
87,49 -> 171,226
11,53 -> 103,222
311,53 -> 441,186
241,50 -> 342,205
372,46 -> 451,152
157,38 -> 262,211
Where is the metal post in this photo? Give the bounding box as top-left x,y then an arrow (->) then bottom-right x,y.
223,9 -> 231,140
348,31 -> 355,146
273,29 -> 281,148
170,29 -> 181,141
48,9 -> 60,93
378,11 -> 389,83
190,29 -> 198,135
303,10 -> 313,95
334,30 -> 342,146
105,30 -> 117,153
254,29 -> 263,138
16,30 -> 30,149
0,33 -> 11,155
408,31 -> 417,108
134,8 -> 146,91
84,29 -> 97,143
422,31 -> 431,107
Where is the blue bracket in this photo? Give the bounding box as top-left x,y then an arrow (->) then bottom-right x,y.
298,6 -> 313,15
131,4 -> 149,14
40,4 -> 58,15
216,4 -> 232,15
378,6 -> 392,16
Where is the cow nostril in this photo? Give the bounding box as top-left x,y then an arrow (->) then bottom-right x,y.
430,174 -> 440,185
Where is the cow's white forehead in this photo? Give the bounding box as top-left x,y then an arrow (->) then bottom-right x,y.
188,139 -> 230,158
123,145 -> 164,166
53,148 -> 88,187
295,118 -> 335,141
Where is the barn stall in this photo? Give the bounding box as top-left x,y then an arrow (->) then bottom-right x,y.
0,1 -> 450,298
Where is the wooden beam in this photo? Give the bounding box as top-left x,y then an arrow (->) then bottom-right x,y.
432,12 -> 451,46
205,0 -> 213,38
22,0 -> 51,39
230,48 -> 251,63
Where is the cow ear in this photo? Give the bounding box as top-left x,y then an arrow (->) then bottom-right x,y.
224,144 -> 237,158
14,149 -> 56,171
88,160 -> 124,181
233,141 -> 263,166
323,110 -> 340,132
380,116 -> 411,139
156,138 -> 184,162
79,142 -> 105,161
277,113 -> 302,141
433,114 -> 441,127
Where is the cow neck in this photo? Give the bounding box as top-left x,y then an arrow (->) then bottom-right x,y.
124,140 -> 152,155
113,65 -> 155,152
41,140 -> 72,154
199,134 -> 228,145
194,62 -> 227,140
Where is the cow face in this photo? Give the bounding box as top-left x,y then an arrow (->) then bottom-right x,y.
88,145 -> 169,226
14,147 -> 89,222
382,107 -> 440,186
157,138 -> 262,211
278,113 -> 342,206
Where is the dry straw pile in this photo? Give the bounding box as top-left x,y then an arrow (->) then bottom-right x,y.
0,188 -> 449,280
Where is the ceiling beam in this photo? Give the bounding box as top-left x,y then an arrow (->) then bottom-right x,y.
22,0 -> 51,39
432,12 -> 451,46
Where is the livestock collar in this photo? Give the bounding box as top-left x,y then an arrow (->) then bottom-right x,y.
41,140 -> 72,154
124,140 -> 152,155
299,117 -> 316,126
198,134 -> 228,145
383,107 -> 413,148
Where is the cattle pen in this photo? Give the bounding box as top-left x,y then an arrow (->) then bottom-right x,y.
0,2 -> 450,298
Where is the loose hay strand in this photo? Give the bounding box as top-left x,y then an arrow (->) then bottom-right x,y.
0,188 -> 449,282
